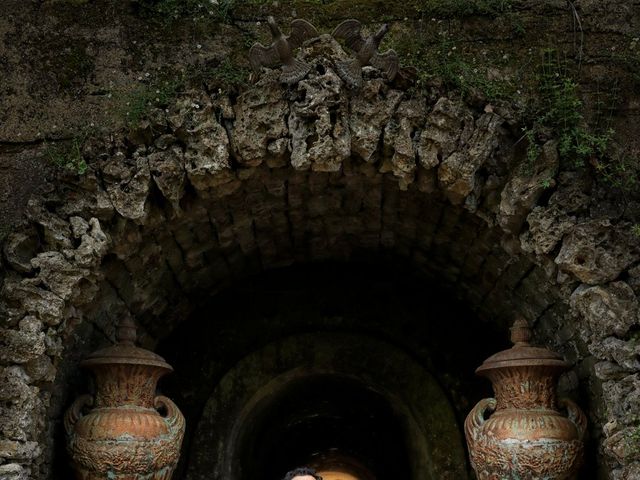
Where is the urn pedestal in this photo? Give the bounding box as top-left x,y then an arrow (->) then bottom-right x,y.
464,318 -> 587,480
65,318 -> 185,480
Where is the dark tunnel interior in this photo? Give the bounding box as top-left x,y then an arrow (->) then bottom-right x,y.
234,374 -> 410,480
153,259 -> 507,479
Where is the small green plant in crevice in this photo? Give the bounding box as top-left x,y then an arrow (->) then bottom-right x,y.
522,49 -> 612,169
592,147 -> 640,197
204,58 -> 250,91
508,12 -> 526,37
122,76 -> 182,127
183,58 -> 250,94
632,224 -> 640,239
391,27 -> 515,101
119,60 -> 249,128
540,178 -> 553,189
45,137 -> 88,175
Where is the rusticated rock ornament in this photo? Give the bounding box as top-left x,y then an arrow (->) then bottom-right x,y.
465,318 -> 587,480
65,317 -> 185,479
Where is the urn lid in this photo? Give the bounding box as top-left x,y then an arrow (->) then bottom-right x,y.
476,317 -> 569,374
81,317 -> 173,372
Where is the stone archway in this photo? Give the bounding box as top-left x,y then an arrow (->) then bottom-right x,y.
186,333 -> 467,480
1,34 -> 639,480
146,261 -> 507,480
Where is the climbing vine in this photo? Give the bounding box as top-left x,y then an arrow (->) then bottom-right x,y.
522,49 -> 613,169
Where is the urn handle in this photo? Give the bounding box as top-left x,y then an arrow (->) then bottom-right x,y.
465,398 -> 497,445
155,395 -> 186,439
559,397 -> 588,440
64,394 -> 94,436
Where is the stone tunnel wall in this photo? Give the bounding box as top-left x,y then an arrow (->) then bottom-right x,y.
0,2 -> 640,479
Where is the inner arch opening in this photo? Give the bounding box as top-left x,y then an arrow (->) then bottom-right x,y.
235,374 -> 408,480
150,261 -> 508,480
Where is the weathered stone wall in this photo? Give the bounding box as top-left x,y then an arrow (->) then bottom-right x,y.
0,2 -> 639,479
1,0 -> 639,236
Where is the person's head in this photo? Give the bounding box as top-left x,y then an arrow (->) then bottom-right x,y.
283,467 -> 322,480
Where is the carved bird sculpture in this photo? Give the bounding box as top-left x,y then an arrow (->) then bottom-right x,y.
332,20 -> 399,89
249,16 -> 319,85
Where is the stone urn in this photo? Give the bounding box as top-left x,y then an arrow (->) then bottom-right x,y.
464,318 -> 587,480
64,318 -> 185,479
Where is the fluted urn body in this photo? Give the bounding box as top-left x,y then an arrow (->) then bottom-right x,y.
464,319 -> 587,480
65,318 -> 185,480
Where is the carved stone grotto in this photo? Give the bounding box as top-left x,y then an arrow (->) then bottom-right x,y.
0,34 -> 639,480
